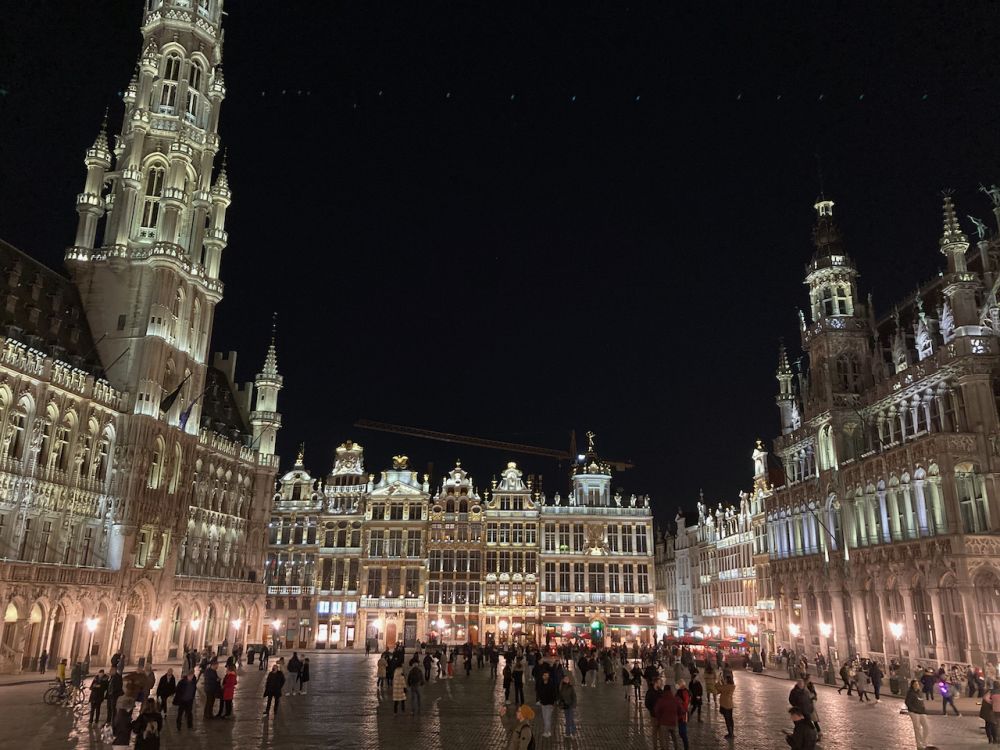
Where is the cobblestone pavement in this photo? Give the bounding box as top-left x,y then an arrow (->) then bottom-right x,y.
1,654 -> 987,750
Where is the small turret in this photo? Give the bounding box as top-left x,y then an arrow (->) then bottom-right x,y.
775,343 -> 797,435
251,316 -> 283,457
939,192 -> 980,328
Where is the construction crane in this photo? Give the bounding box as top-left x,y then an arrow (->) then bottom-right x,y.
353,420 -> 635,471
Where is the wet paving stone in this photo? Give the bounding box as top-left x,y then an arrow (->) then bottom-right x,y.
0,654 -> 987,749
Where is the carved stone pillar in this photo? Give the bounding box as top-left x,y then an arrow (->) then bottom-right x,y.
928,587 -> 948,662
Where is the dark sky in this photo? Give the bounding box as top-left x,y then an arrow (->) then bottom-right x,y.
3,1 -> 1000,524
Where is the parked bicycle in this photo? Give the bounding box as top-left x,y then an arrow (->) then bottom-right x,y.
43,680 -> 87,708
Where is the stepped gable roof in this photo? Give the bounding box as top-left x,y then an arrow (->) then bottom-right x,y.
0,238 -> 102,373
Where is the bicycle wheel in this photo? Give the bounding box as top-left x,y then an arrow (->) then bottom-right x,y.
72,687 -> 88,706
43,686 -> 60,705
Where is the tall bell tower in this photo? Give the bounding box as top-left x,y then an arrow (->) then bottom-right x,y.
65,0 -> 229,429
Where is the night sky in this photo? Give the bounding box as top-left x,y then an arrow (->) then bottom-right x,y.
3,2 -> 1000,524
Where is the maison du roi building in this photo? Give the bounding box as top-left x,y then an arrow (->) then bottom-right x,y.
0,0 -> 284,673
655,192 -> 1000,673
264,438 -> 657,651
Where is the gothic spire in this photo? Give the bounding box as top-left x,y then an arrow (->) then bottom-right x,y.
940,192 -> 968,247
261,312 -> 279,379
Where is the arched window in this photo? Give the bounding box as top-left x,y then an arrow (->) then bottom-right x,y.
185,61 -> 204,126
836,355 -> 862,393
197,0 -> 211,18
956,464 -> 990,534
139,164 -> 166,238
158,54 -> 182,113
5,403 -> 27,460
168,443 -> 182,494
148,436 -> 165,489
53,413 -> 74,472
912,583 -> 935,650
190,298 -> 202,358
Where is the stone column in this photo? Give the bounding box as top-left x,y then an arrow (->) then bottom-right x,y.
913,480 -> 929,536
877,490 -> 891,544
830,588 -> 849,660
899,586 -> 920,661
928,587 -> 948,663
959,586 -> 983,666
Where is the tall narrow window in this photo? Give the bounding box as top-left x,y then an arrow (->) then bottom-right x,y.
158,55 -> 181,113
6,409 -> 26,459
139,166 -> 166,237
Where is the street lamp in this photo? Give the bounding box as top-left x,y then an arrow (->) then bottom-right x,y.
748,623 -> 758,636
562,622 -> 572,635
818,623 -> 836,684
147,618 -> 161,667
789,622 -> 801,639
231,618 -> 242,649
889,621 -> 904,657
725,626 -> 737,638
271,619 -> 282,653
85,618 -> 98,673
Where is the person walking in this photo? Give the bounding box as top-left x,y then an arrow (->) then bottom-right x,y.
559,674 -> 577,738
130,698 -> 163,750
688,673 -> 703,722
938,676 -> 961,716
39,649 -> 48,675
537,670 -> 559,738
217,665 -> 237,718
653,684 -> 684,749
837,662 -> 853,696
502,661 -> 513,704
173,671 -> 197,730
499,704 -> 535,750
513,656 -> 526,706
297,658 -> 310,695
407,659 -> 425,714
423,652 -> 433,683
105,667 -> 123,725
870,660 -> 883,702
856,667 -> 871,702
88,670 -> 108,724
377,654 -> 388,692
718,674 -> 736,739
784,706 -> 818,750
392,664 -> 407,714
675,680 -> 691,750
645,677 -> 665,750
980,682 -> 996,744
259,644 -> 270,671
139,665 -> 155,705
905,679 -> 929,750
155,668 -> 176,715
703,663 -> 717,708
631,662 -> 644,702
263,664 -> 285,718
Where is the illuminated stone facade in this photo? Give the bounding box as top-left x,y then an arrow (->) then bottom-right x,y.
0,0 -> 281,673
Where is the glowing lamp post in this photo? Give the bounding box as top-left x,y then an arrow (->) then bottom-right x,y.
231,618 -> 242,648
271,619 -> 282,653
818,623 -> 836,684
147,618 -> 161,667
789,622 -> 801,640
889,621 -> 904,656
85,618 -> 98,673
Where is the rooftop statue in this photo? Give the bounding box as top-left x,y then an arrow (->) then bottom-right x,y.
969,215 -> 988,240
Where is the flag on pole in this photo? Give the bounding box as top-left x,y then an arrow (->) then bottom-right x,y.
178,386 -> 209,431
158,373 -> 191,414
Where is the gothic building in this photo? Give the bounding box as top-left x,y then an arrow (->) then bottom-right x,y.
264,438 -> 657,649
0,0 -> 281,673
765,192 -> 1000,671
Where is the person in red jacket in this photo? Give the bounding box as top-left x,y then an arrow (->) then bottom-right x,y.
675,680 -> 691,750
653,685 -> 685,750
218,665 -> 238,718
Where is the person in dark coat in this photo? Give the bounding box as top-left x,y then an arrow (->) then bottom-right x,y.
784,707 -> 817,750
39,649 -> 49,674
688,673 -> 704,722
111,695 -> 133,749
263,664 -> 285,717
201,662 -> 220,720
296,658 -> 310,695
88,670 -> 108,724
106,667 -> 123,725
869,660 -> 883,702
155,668 -> 176,714
131,698 -> 163,750
173,671 -> 198,730
259,644 -> 270,671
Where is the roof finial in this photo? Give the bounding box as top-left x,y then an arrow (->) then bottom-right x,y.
815,152 -> 826,201
940,189 -> 968,247
295,443 -> 305,466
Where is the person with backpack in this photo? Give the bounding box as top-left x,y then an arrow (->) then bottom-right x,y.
131,698 -> 163,750
500,703 -> 535,750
